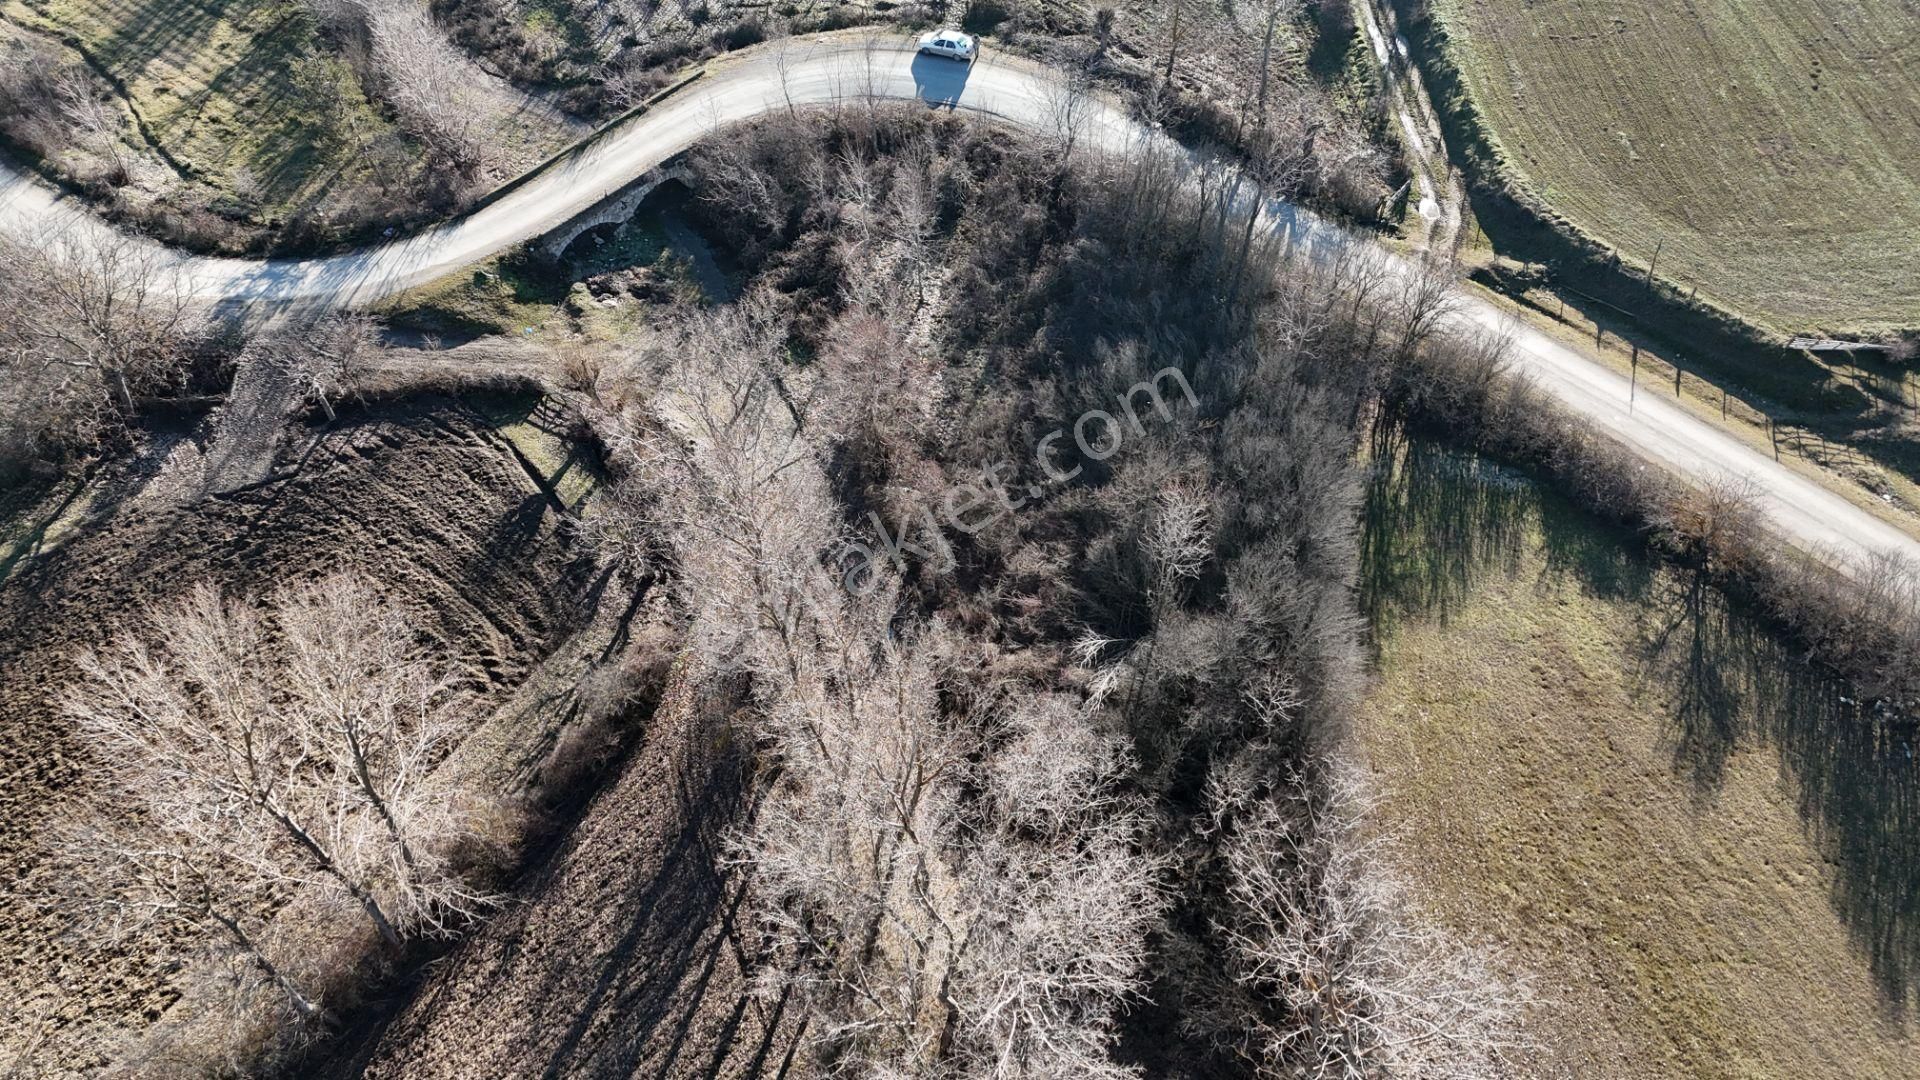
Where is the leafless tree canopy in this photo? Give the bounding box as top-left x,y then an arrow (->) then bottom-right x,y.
0,230 -> 199,467
301,0 -> 493,179
52,575 -> 489,1019
26,105 -> 1547,1075
593,291 -> 1167,1076
552,109 -> 1529,1079
0,36 -> 129,182
253,312 -> 380,422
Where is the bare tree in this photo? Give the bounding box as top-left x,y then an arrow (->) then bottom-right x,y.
567,474 -> 661,581
272,577 -> 478,931
1197,766 -> 1527,1079
944,694 -> 1165,1079
257,313 -> 378,422
59,575 -> 483,970
0,229 -> 198,464
627,301 -> 845,691
1162,0 -> 1189,86
1649,475 -> 1761,574
1040,67 -> 1096,160
615,292 -> 1164,1077
377,6 -> 490,175
1144,485 -> 1212,611
771,38 -> 800,116
0,40 -> 127,178
49,796 -> 320,1021
29,56 -> 131,180
316,0 -> 491,180
1388,256 -> 1459,366
732,625 -> 1162,1076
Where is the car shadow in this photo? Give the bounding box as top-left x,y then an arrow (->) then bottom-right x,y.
911,51 -> 973,110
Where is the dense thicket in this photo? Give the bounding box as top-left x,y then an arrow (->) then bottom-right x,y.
567,107 -> 1520,1077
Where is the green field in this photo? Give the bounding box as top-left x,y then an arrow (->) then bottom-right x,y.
3,0 -> 400,220
1432,0 -> 1920,333
1,0 -> 583,251
1357,439 -> 1920,1076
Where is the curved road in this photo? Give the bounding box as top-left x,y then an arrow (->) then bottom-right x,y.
1,35 -> 1912,572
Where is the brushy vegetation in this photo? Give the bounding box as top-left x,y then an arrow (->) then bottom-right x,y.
0,230 -> 226,478
428,0 -> 804,115
539,106 -> 1525,1077
1381,296 -> 1920,739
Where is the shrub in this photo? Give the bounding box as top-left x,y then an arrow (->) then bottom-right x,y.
712,15 -> 767,51
962,0 -> 1012,33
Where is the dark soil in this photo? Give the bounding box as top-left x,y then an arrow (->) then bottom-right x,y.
0,396 -> 585,1073
332,668 -> 794,1080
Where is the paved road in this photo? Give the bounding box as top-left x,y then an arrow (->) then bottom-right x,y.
1,35 -> 1912,571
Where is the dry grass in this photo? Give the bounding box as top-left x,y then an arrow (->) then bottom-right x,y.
1431,0 -> 1920,333
4,0 -> 395,222
1,0 -> 581,250
1356,440 -> 1920,1078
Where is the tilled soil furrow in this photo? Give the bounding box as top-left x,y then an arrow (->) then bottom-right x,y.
0,402 -> 581,1074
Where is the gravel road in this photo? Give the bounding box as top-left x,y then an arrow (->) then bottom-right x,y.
2,33 -> 1910,571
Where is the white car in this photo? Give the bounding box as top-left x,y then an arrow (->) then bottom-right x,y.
917,29 -> 978,62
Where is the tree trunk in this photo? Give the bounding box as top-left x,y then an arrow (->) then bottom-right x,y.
346,725 -> 419,875
112,368 -> 134,413
265,800 -> 405,948
1256,1 -> 1279,123
212,910 -> 320,1020
1163,0 -> 1185,85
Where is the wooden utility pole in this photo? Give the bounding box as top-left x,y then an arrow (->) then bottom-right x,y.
1645,237 -> 1663,291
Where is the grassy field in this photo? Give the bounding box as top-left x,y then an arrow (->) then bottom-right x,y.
1,0 -> 580,251
1356,438 -> 1920,1078
1431,0 -> 1920,334
3,0 -> 401,231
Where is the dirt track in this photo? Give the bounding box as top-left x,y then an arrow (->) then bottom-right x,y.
0,399 -> 582,1074
1,34 -> 1909,574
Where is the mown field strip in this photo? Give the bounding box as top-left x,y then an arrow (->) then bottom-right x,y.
1437,0 -> 1920,332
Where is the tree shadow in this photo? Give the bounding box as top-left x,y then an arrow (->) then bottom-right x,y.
1359,425 -> 1538,635
536,726 -> 747,1079
1365,431 -> 1920,1012
1638,563 -> 1920,1013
